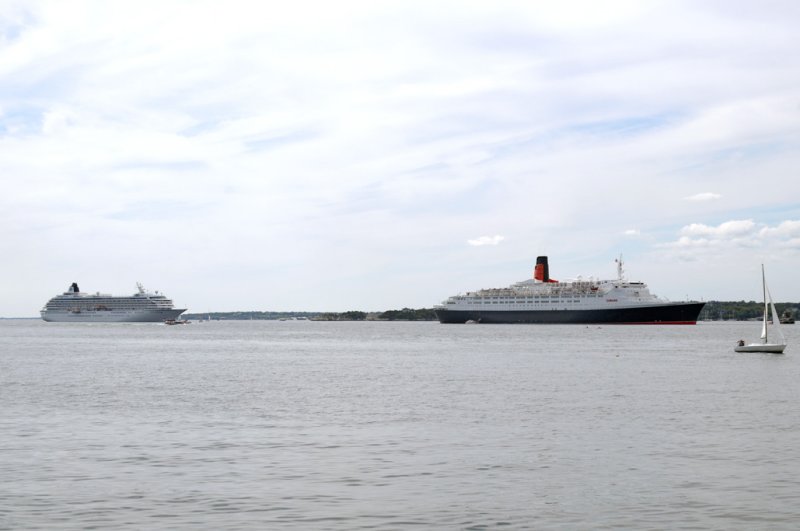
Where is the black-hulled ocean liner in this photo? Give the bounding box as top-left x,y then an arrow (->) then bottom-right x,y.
41,282 -> 186,322
434,256 -> 705,324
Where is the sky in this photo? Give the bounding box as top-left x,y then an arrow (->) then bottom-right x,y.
1,0 -> 800,316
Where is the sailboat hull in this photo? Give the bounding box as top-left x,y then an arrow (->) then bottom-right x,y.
734,343 -> 786,354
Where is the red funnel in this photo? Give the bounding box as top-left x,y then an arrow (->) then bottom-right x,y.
533,256 -> 558,283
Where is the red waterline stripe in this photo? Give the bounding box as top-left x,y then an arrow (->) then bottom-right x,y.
616,321 -> 698,325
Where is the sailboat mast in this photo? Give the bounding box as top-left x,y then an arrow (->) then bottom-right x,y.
762,264 -> 768,343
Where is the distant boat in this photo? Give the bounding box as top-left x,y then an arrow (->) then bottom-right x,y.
735,265 -> 786,354
41,282 -> 186,323
780,309 -> 795,324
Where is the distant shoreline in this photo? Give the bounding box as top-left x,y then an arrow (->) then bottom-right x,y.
183,308 -> 437,321
186,301 -> 798,322
6,301 -> 798,321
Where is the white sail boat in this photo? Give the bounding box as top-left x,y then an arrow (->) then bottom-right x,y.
735,264 -> 787,353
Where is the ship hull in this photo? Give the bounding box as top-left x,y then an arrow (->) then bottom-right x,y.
41,308 -> 186,323
435,302 -> 706,324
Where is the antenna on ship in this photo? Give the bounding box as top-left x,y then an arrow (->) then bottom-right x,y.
615,255 -> 625,280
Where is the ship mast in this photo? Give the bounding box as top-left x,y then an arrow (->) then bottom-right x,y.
761,264 -> 768,343
615,255 -> 625,281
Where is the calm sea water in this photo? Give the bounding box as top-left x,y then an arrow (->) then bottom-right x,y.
1,319 -> 799,530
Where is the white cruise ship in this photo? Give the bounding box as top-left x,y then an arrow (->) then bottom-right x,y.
435,256 -> 705,324
41,282 -> 186,323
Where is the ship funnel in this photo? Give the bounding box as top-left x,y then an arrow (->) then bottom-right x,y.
534,256 -> 549,282
533,256 -> 558,283
69,282 -> 80,293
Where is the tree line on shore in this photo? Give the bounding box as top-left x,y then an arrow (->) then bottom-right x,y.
184,302 -> 797,322
699,301 -> 797,321
182,308 -> 438,321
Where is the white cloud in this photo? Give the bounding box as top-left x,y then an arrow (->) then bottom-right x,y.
684,192 -> 721,202
759,220 -> 800,239
623,229 -> 641,236
468,235 -> 505,246
661,220 -> 800,255
649,218 -> 800,300
680,219 -> 756,238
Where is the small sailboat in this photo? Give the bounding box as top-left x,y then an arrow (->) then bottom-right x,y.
735,265 -> 787,353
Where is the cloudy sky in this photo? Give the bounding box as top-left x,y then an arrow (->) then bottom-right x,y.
2,1 -> 799,316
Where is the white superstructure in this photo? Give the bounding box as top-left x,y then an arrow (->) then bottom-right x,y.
41,282 -> 186,322
440,257 -> 660,311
